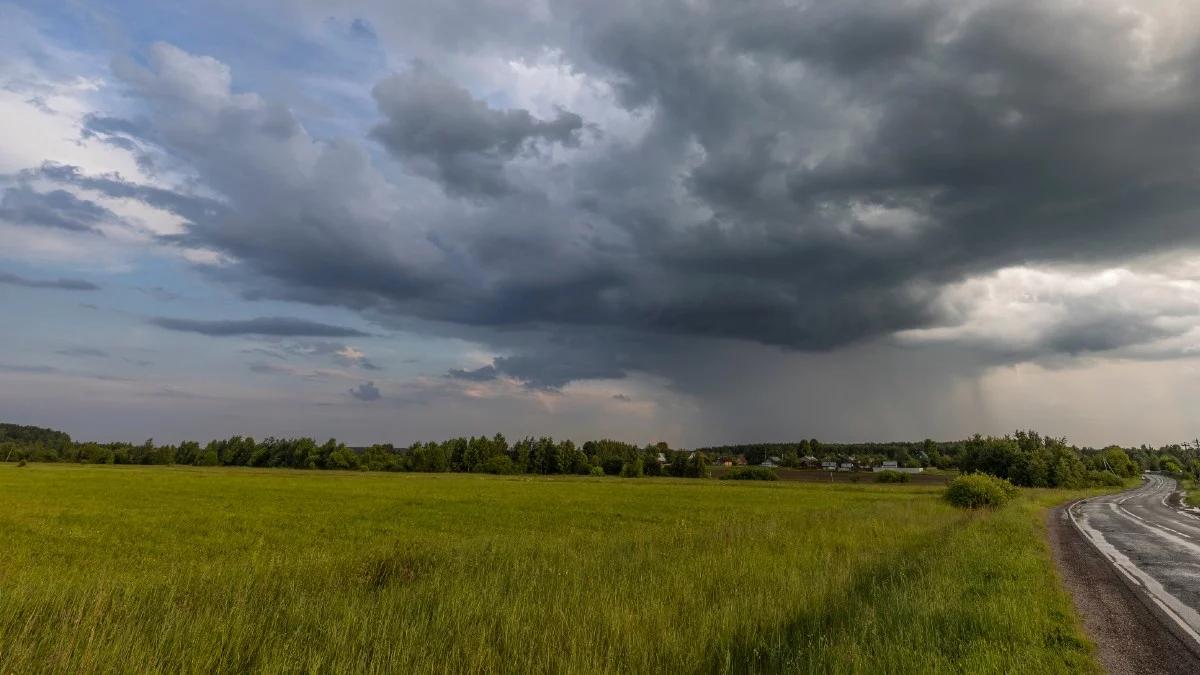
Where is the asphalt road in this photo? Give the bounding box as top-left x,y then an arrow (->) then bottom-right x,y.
1070,474 -> 1200,651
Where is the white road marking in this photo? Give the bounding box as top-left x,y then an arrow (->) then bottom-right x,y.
1068,477 -> 1200,651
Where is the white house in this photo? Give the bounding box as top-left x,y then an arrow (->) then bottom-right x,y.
873,460 -> 924,474
761,458 -> 776,468
821,460 -> 837,471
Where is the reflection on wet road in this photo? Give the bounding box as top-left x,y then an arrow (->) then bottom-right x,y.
1071,474 -> 1200,646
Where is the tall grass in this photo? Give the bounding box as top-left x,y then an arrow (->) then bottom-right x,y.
0,464 -> 1103,673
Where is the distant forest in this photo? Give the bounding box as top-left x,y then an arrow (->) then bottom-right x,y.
3,422 -> 1197,488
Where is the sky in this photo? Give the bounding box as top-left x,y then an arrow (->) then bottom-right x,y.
3,0 -> 1200,448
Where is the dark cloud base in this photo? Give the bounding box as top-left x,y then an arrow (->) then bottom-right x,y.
150,316 -> 368,338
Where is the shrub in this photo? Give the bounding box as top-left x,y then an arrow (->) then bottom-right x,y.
17,459 -> 27,467
944,473 -> 1019,508
875,469 -> 910,483
589,465 -> 604,477
475,455 -> 516,475
720,466 -> 778,481
620,458 -> 644,478
1086,470 -> 1124,487
601,457 -> 624,476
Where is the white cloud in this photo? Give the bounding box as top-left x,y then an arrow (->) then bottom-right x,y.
897,264 -> 1200,357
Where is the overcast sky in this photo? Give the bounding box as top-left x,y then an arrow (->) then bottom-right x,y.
4,0 -> 1200,448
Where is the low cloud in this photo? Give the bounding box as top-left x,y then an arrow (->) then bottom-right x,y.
897,266 -> 1200,360
349,381 -> 381,401
0,271 -> 99,291
150,316 -> 368,337
0,186 -> 112,233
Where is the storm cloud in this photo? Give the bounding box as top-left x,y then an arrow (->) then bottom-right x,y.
15,0 -> 1200,405
371,64 -> 584,196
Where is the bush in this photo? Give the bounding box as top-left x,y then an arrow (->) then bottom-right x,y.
620,459 -> 644,478
17,459 -> 27,467
601,457 -> 624,476
944,473 -> 1019,508
589,465 -> 604,477
1086,470 -> 1124,487
475,455 -> 516,475
875,469 -> 910,483
720,466 -> 778,481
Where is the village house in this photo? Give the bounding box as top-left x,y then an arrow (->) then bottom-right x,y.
872,459 -> 925,474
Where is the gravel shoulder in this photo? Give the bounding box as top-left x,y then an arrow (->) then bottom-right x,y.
1046,503 -> 1200,675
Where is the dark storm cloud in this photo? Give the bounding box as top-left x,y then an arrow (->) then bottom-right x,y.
349,381 -> 381,401
150,316 -> 368,337
446,364 -> 498,382
371,63 -> 583,196
0,186 -> 112,233
31,2 -> 1200,390
444,329 -> 661,389
0,271 -> 99,290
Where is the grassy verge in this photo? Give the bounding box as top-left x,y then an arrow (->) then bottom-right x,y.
1181,478 -> 1198,507
0,464 -> 1106,673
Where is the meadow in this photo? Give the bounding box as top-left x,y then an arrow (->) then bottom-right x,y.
0,464 -> 1106,674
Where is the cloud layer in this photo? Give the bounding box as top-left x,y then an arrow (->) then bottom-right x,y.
6,0 -> 1200,446
0,271 -> 99,291
150,317 -> 368,337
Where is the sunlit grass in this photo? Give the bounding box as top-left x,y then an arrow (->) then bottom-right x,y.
0,464 -> 1104,673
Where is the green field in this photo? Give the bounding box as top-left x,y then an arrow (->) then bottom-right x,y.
0,464 -> 1104,673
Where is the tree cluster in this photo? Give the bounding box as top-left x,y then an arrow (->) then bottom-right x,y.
0,424 -> 712,478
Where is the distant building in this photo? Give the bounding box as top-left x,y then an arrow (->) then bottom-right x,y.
761,458 -> 776,468
838,462 -> 853,472
873,460 -> 924,474
821,460 -> 837,471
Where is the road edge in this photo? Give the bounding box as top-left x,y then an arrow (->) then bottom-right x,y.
1066,491 -> 1200,661
1047,492 -> 1200,674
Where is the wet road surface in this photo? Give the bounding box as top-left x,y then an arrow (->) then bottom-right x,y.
1070,474 -> 1200,648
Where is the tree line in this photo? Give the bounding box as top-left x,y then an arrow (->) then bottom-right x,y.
678,431 -> 1199,488
4,422 -> 1198,487
0,424 -> 708,478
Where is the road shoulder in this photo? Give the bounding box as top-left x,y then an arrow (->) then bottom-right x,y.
1046,504 -> 1200,675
